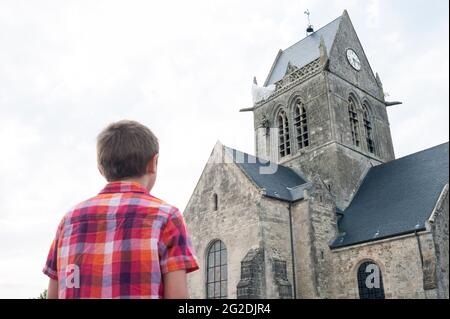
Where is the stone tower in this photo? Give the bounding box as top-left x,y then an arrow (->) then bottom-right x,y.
249,10 -> 395,208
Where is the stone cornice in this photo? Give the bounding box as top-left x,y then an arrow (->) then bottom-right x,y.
254,58 -> 323,109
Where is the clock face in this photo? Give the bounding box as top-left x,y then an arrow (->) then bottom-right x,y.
346,49 -> 361,71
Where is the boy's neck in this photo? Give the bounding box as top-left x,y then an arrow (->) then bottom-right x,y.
117,175 -> 154,193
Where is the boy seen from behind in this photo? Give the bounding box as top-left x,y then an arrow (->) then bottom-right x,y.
43,120 -> 199,298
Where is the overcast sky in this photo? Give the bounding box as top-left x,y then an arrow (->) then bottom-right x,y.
0,0 -> 448,298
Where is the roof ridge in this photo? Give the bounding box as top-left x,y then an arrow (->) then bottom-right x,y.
281,15 -> 342,52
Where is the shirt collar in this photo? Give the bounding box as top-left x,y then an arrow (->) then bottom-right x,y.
99,181 -> 149,195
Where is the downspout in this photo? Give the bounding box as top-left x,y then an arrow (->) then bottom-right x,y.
415,230 -> 424,268
288,202 -> 297,299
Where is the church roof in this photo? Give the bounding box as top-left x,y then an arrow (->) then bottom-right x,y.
224,147 -> 308,202
331,142 -> 449,249
264,15 -> 342,86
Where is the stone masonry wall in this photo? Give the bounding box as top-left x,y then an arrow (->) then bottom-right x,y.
258,197 -> 294,299
304,183 -> 338,298
326,72 -> 395,163
253,72 -> 331,163
290,181 -> 338,299
328,10 -> 383,101
284,142 -> 381,209
184,157 -> 263,299
430,185 -> 449,299
291,200 -> 318,298
329,233 -> 432,299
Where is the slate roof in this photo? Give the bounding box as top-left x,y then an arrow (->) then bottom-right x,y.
331,142 -> 449,249
264,16 -> 342,86
224,147 -> 308,202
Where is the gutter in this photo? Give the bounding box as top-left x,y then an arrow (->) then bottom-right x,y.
385,101 -> 403,107
239,107 -> 254,112
330,228 -> 427,250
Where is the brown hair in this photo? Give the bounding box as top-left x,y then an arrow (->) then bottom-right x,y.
96,120 -> 159,181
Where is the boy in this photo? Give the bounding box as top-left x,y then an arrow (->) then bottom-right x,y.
43,120 -> 199,298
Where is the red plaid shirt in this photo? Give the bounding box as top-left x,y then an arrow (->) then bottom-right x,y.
43,181 -> 199,299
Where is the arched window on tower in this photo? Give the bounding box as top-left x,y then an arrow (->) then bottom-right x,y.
357,261 -> 385,299
362,103 -> 375,154
293,99 -> 309,150
277,110 -> 291,158
206,240 -> 227,299
348,96 -> 361,147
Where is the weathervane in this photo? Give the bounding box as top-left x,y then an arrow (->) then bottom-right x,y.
304,9 -> 314,35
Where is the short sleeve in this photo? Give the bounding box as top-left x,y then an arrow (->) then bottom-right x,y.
159,208 -> 199,274
42,219 -> 64,280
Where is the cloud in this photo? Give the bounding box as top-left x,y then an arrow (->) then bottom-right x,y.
365,0 -> 381,28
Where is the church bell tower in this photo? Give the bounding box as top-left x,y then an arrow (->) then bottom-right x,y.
244,10 -> 396,209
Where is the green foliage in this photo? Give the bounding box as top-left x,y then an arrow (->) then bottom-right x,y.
38,289 -> 48,299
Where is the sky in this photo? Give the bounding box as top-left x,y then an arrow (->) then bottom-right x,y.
0,0 -> 448,298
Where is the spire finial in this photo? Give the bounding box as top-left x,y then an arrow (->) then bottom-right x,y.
304,9 -> 314,35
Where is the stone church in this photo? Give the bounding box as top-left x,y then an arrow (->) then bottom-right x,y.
184,10 -> 449,299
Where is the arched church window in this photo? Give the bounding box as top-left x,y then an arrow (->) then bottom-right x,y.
277,110 -> 291,158
206,240 -> 227,299
348,96 -> 361,147
362,103 -> 375,154
293,100 -> 309,150
357,261 -> 385,299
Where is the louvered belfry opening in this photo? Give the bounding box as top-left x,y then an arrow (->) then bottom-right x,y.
363,103 -> 375,154
348,96 -> 360,147
294,99 -> 309,150
278,110 -> 291,158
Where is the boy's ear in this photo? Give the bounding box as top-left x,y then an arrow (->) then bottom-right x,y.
147,153 -> 159,174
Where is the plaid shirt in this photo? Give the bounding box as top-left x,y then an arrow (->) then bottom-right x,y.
43,181 -> 199,299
